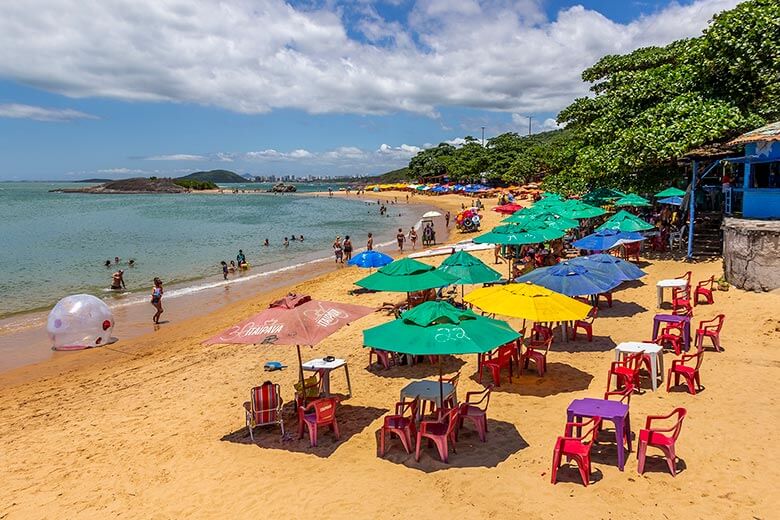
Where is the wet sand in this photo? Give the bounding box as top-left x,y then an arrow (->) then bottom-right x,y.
0,191 -> 777,519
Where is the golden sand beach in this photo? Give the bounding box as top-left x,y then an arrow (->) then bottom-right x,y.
1,191 -> 778,519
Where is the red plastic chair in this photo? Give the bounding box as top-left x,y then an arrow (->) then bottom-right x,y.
521,336 -> 552,376
415,407 -> 459,463
379,397 -> 419,456
637,408 -> 687,476
606,352 -> 642,392
667,349 -> 704,395
604,382 -> 635,405
480,344 -> 514,386
368,348 -> 397,370
244,382 -> 285,440
531,323 -> 553,342
671,287 -> 692,316
676,271 -> 692,288
694,276 -> 715,305
655,327 -> 683,355
297,397 -> 340,447
571,306 -> 598,342
294,371 -> 324,407
551,416 -> 602,487
458,386 -> 492,442
695,314 -> 724,352
596,291 -> 613,308
623,242 -> 640,262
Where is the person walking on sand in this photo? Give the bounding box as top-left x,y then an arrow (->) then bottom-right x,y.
111,269 -> 126,290
396,228 -> 405,251
221,261 -> 228,280
343,235 -> 353,261
445,211 -> 451,228
367,232 -> 374,251
408,227 -> 418,250
151,277 -> 164,324
333,236 -> 344,263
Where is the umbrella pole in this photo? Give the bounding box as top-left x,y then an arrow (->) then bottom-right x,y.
296,344 -> 306,406
438,356 -> 444,416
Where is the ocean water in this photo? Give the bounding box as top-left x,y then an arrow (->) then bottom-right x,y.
0,182 -> 418,319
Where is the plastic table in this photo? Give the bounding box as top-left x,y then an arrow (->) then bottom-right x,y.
656,279 -> 688,308
302,358 -> 352,397
652,314 -> 691,351
615,342 -> 664,391
567,398 -> 631,471
400,380 -> 455,420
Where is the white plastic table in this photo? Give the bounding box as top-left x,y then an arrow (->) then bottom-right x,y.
400,380 -> 455,419
656,279 -> 688,308
614,342 -> 664,392
302,358 -> 352,397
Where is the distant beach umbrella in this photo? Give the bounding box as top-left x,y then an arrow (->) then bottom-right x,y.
473,223 -> 564,246
438,250 -> 501,298
597,210 -> 654,232
654,187 -> 686,198
657,196 -> 683,206
582,188 -> 626,206
569,254 -> 646,282
492,203 -> 524,214
347,250 -> 394,269
355,257 -> 457,293
503,210 -> 579,230
422,210 -> 443,218
615,193 -> 651,207
572,229 -> 645,251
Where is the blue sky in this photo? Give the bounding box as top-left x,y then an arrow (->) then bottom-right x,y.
0,0 -> 741,180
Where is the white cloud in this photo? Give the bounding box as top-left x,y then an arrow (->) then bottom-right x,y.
511,114 -> 561,134
144,154 -> 206,161
288,149 -> 314,159
0,103 -> 97,121
0,0 -> 740,117
443,138 -> 467,147
377,143 -> 422,158
215,152 -> 234,162
97,167 -> 147,175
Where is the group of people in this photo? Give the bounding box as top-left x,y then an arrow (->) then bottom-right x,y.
104,259 -> 164,324
332,232 -> 375,263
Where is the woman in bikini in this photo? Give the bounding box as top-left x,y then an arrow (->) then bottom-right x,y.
151,277 -> 164,324
343,235 -> 353,261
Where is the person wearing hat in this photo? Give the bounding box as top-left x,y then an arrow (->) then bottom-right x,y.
110,269 -> 126,290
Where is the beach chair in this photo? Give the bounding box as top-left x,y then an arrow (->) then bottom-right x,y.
368,348 -> 398,370
637,408 -> 687,476
571,306 -> 597,342
671,287 -> 692,316
694,314 -> 725,352
415,407 -> 459,463
426,371 -> 461,416
521,335 -> 552,377
243,382 -> 284,440
297,397 -> 340,447
458,386 -> 492,442
676,271 -> 692,289
379,397 -> 419,457
596,291 -> 612,308
623,242 -> 641,262
531,323 -> 553,342
667,349 -> 704,395
551,416 -> 601,487
480,344 -> 514,386
694,276 -> 715,305
606,352 -> 642,392
655,327 -> 683,355
604,383 -> 635,405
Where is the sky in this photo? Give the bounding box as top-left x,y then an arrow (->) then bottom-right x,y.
0,0 -> 743,181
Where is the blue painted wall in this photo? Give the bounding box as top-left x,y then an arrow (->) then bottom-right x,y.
742,141 -> 780,218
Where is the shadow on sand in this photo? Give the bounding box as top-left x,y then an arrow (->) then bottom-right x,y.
221,403 -> 387,457
375,418 -> 529,472
469,361 -> 594,397
365,355 -> 467,379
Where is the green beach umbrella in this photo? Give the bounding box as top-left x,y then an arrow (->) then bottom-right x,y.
553,199 -> 606,219
614,193 -> 651,207
654,187 -> 686,198
503,210 -> 579,230
597,210 -> 654,232
438,251 -> 502,285
473,223 -> 564,246
355,257 -> 457,293
363,301 -> 520,356
582,188 -> 625,206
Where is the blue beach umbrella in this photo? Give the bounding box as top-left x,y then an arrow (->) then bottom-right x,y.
347,250 -> 394,269
569,254 -> 646,282
658,196 -> 683,206
572,229 -> 645,251
515,261 -> 621,297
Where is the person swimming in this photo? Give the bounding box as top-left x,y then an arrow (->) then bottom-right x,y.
114,256 -> 120,265
299,235 -> 304,241
111,269 -> 126,290
291,235 -> 297,241
128,259 -> 135,267
263,239 -> 269,246
104,260 -> 112,268
283,237 -> 289,247
228,261 -> 236,272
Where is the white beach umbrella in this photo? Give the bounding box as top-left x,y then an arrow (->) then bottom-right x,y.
422,211 -> 443,218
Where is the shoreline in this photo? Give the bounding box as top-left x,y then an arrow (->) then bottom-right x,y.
0,191 -> 448,379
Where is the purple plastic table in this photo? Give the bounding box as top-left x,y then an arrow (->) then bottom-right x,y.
567,398 -> 631,471
652,314 -> 691,351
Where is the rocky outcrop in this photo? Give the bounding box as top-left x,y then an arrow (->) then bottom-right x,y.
51,178 -> 187,194
723,217 -> 780,291
267,182 -> 297,193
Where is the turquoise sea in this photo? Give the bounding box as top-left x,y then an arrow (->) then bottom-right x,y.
0,182 -> 419,319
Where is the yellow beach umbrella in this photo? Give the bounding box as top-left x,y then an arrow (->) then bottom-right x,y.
464,282 -> 591,322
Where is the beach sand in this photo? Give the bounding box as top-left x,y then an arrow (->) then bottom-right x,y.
1,191 -> 778,519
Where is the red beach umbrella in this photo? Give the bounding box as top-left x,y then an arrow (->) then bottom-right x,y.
205,294 -> 374,393
492,203 -> 524,215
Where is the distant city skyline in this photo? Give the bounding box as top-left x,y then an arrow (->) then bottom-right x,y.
0,0 -> 742,180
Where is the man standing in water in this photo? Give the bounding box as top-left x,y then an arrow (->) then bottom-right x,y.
236,249 -> 246,267
110,269 -> 126,290
151,277 -> 164,324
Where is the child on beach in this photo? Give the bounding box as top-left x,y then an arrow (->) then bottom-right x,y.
396,228 -> 405,251
221,261 -> 228,280
151,277 -> 163,324
229,261 -> 236,273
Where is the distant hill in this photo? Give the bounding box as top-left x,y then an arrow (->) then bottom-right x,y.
177,169 -> 246,183
367,167 -> 410,183
75,178 -> 112,183
53,177 -> 187,194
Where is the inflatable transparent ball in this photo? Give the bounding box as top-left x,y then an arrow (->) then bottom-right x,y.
47,294 -> 115,351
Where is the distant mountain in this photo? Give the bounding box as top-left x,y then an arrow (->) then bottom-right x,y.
177,169 -> 246,183
75,178 -> 113,183
366,167 -> 410,183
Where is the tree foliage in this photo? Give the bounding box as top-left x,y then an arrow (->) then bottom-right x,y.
402,0 -> 779,194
